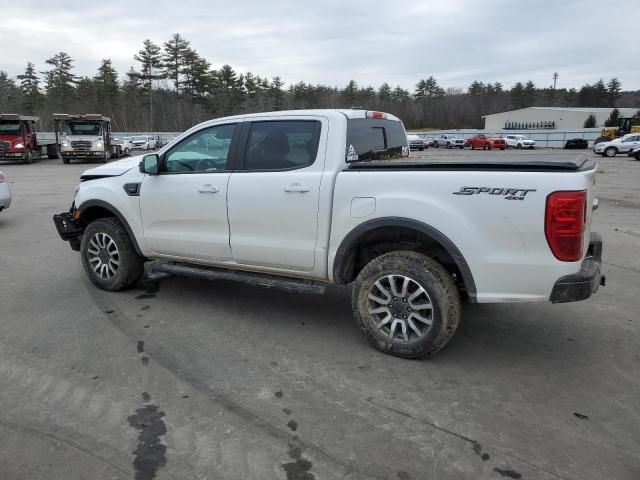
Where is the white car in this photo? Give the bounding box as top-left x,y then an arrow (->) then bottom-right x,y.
503,135 -> 536,149
0,171 -> 11,212
53,109 -> 604,359
117,137 -> 135,155
593,134 -> 640,157
131,136 -> 153,150
433,134 -> 465,149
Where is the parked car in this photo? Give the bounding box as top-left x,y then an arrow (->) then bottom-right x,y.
564,138 -> 589,149
465,134 -> 506,150
131,136 -> 153,150
503,134 -> 535,149
423,137 -> 434,148
593,134 -> 640,157
115,137 -> 134,155
147,135 -> 160,149
433,134 -> 465,149
407,134 -> 424,151
53,109 -> 605,359
0,171 -> 11,212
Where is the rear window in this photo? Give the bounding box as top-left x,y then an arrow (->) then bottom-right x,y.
346,118 -> 407,162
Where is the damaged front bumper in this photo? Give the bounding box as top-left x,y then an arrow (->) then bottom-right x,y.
53,207 -> 84,251
549,232 -> 605,303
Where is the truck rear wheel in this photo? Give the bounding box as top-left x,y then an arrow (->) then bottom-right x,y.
352,251 -> 461,358
81,217 -> 145,291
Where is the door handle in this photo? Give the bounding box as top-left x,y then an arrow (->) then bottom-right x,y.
284,183 -> 310,193
198,185 -> 219,194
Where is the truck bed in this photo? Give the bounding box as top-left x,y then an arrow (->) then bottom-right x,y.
346,154 -> 595,172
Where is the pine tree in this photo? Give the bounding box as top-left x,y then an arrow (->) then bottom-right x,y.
0,71 -> 19,113
132,39 -> 165,129
94,59 -> 119,115
607,77 -> 621,104
583,114 -> 597,128
42,52 -> 77,109
510,82 -> 525,108
523,81 -> 536,107
604,108 -> 620,127
162,34 -> 191,93
17,62 -> 42,114
270,76 -> 285,110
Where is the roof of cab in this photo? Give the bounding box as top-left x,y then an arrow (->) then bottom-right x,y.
206,109 -> 402,122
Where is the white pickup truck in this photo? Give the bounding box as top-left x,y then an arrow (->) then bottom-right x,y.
53,109 -> 605,358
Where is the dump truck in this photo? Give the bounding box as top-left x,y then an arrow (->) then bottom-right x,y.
0,114 -> 58,164
54,114 -> 123,164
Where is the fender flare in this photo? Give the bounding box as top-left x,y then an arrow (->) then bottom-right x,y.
333,217 -> 477,301
78,199 -> 144,257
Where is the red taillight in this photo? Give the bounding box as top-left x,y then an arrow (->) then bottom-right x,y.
366,111 -> 385,119
545,190 -> 587,262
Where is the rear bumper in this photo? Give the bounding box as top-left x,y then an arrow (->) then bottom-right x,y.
549,232 -> 605,303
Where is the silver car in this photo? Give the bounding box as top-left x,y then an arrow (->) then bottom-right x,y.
0,171 -> 11,212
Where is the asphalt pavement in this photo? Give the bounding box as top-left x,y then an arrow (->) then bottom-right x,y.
0,149 -> 638,480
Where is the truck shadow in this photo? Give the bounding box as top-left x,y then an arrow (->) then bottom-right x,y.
134,275 -> 592,367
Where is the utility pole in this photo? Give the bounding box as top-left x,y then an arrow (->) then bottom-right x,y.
553,72 -> 558,90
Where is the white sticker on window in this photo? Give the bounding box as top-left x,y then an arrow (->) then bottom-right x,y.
346,144 -> 359,162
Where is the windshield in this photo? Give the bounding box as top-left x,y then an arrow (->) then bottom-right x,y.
65,122 -> 102,136
0,122 -> 21,135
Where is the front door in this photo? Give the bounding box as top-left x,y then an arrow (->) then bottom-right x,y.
140,122 -> 239,262
227,118 -> 326,272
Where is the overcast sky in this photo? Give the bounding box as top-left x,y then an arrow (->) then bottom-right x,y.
2,0 -> 639,91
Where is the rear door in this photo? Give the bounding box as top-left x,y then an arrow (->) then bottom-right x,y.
227,117 -> 326,272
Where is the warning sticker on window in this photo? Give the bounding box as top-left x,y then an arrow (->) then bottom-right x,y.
346,144 -> 359,162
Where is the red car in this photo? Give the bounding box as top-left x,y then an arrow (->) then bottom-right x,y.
465,134 -> 506,150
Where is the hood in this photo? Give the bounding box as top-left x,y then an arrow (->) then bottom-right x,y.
0,134 -> 22,144
80,155 -> 143,179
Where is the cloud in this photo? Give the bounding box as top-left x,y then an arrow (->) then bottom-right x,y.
0,0 -> 638,91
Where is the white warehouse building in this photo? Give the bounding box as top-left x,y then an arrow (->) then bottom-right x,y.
483,107 -> 638,131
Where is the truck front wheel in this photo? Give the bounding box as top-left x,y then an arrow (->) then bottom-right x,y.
352,251 -> 461,358
23,149 -> 33,164
81,217 -> 145,291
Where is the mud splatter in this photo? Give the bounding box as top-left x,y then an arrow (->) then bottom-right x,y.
282,441 -> 315,480
287,420 -> 298,431
274,390 -> 283,398
283,408 -> 292,415
397,472 -> 412,480
137,341 -> 145,353
141,356 -> 150,366
494,468 -> 522,479
127,405 -> 167,480
141,392 -> 151,403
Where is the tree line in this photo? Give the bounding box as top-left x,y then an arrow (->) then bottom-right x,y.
0,34 -> 638,131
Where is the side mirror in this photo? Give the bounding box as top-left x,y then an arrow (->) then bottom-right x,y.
140,154 -> 159,175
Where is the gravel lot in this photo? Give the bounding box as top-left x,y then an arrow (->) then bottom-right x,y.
0,149 -> 638,480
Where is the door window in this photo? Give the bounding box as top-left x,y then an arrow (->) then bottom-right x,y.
163,124 -> 236,173
243,121 -> 321,171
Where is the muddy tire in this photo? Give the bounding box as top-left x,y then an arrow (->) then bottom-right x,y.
352,251 -> 461,359
62,157 -> 70,164
81,217 -> 144,291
